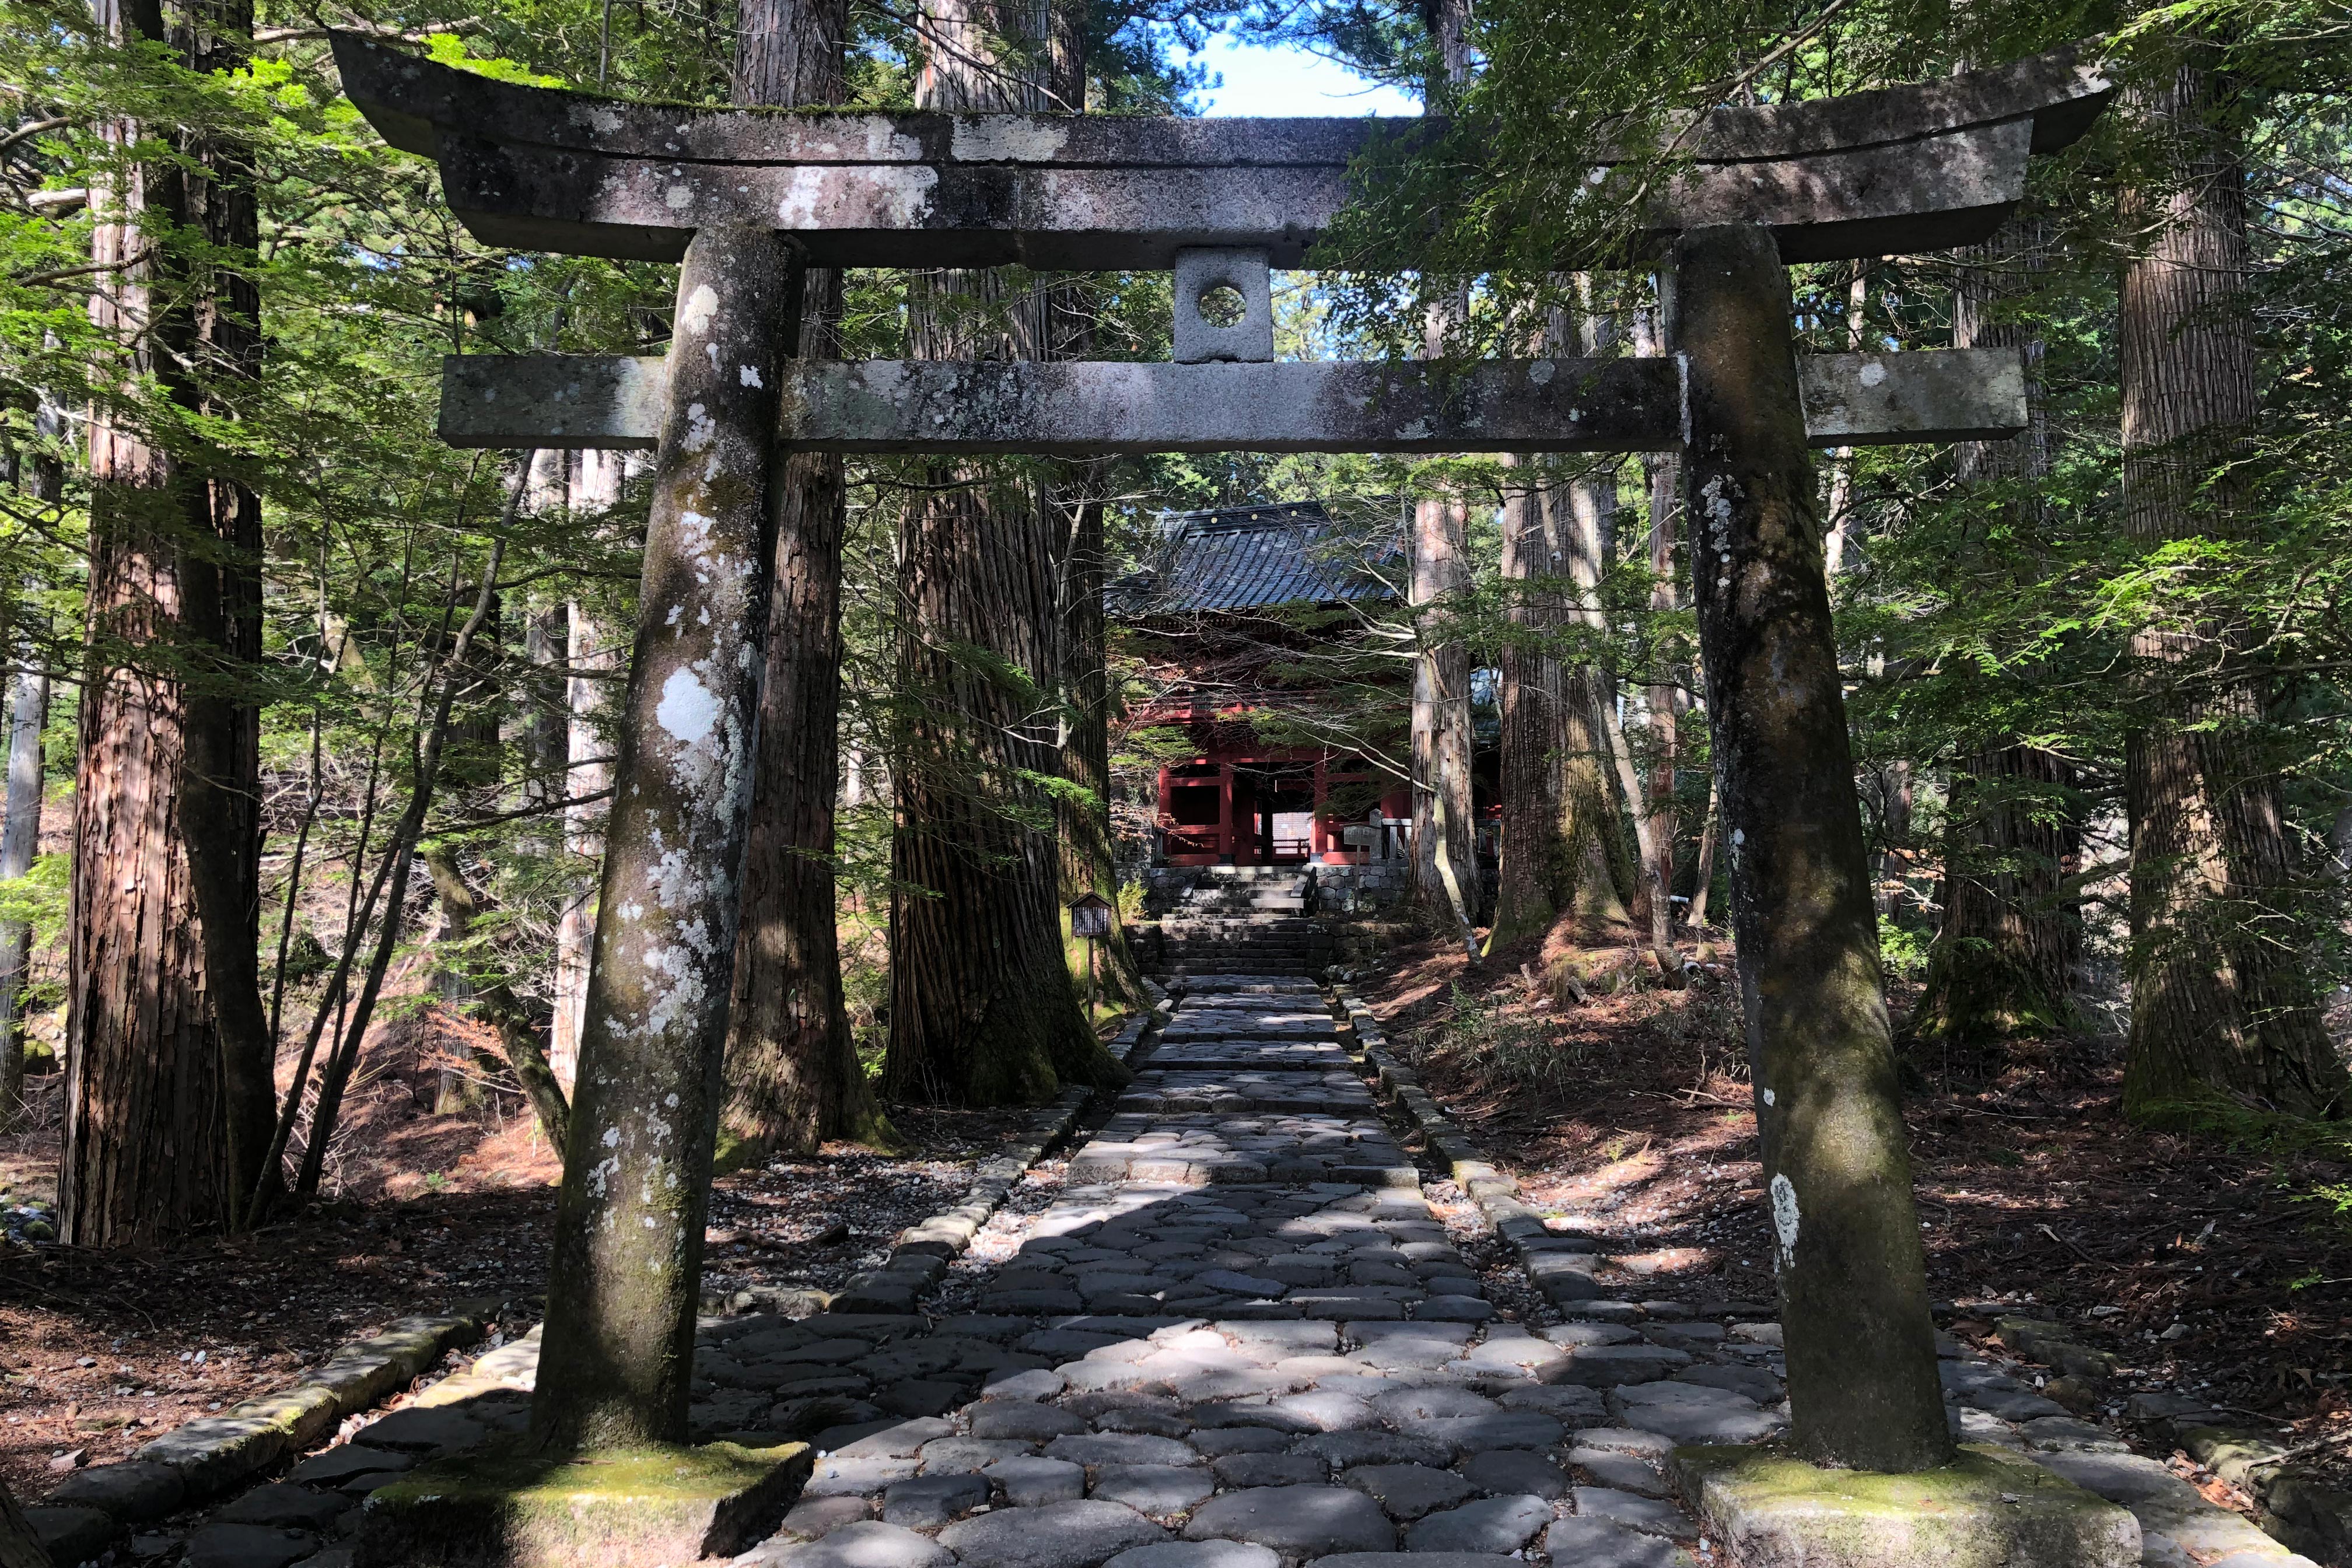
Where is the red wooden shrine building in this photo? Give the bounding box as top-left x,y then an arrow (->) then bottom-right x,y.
1111,502 -> 1433,868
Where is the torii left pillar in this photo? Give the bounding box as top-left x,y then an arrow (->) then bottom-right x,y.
531,224 -> 790,1452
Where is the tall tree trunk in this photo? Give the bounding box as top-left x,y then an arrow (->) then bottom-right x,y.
1057,482 -> 1147,1003
2118,51 -> 2346,1121
554,453 -> 621,1093
1488,455 -> 1558,949
0,647 -> 44,1126
1632,294 -> 1682,931
64,0 -> 268,1245
884,0 -> 1125,1104
1410,0 -> 1478,956
720,0 -> 888,1156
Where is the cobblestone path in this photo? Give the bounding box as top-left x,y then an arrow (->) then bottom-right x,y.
724,976 -> 1718,1568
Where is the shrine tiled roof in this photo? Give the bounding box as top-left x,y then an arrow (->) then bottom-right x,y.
1108,501 -> 1401,618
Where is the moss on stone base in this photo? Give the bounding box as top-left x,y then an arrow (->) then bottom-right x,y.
1672,1444 -> 2140,1568
354,1440 -> 811,1568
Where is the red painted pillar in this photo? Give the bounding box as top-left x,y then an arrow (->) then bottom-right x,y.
1217,762 -> 1236,863
1311,757 -> 1329,860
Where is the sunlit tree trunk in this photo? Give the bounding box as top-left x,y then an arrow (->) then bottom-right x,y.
552,454 -> 622,1093
65,0 -> 270,1244
2118,52 -> 2345,1121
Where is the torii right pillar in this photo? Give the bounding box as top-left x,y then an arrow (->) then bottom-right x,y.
1671,223 -> 1952,1474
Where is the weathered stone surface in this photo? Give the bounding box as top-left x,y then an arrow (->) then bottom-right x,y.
988,1457 -> 1087,1506
1574,1488 -> 1692,1538
745,1520 -> 955,1568
445,352 -> 2029,459
1339,1464 -> 1472,1521
1102,1544 -> 1278,1568
973,1402 -> 1089,1441
338,32 -> 2108,270
351,1441 -> 813,1567
776,1494 -> 872,1539
215,1484 -> 348,1531
25,1504 -> 124,1567
290,1448 -> 416,1488
935,1499 -> 1167,1568
1461,1449 -> 1567,1499
880,1472 -> 989,1526
1182,1486 -> 1395,1555
44,1460 -> 186,1522
1090,1465 -> 1216,1515
1539,1517 -> 1690,1568
1674,1444 -> 2140,1568
349,1408 -> 487,1456
1405,1494 -> 1553,1554
183,1522 -> 318,1568
1046,1433 -> 1200,1468
1213,1452 -> 1328,1488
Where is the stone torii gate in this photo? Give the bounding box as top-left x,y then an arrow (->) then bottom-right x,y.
330,26 -> 2108,1501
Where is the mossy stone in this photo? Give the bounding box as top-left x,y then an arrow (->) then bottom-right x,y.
353,1440 -> 812,1567
1672,1443 -> 2140,1568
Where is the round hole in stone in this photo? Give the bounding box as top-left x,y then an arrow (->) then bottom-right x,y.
1195,283 -> 1247,330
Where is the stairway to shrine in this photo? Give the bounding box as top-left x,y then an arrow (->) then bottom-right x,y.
1155,870 -> 1325,978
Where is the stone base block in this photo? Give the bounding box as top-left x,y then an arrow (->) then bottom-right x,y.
354,1440 -> 811,1567
1672,1444 -> 2140,1568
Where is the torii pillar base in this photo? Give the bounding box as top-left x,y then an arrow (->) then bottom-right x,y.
354,1440 -> 813,1568
1672,1446 -> 2140,1568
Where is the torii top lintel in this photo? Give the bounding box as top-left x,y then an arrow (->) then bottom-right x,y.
331,33 -> 2109,270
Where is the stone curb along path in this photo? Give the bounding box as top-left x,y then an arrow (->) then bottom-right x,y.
26,1306 -> 494,1567
1334,987 -> 2327,1568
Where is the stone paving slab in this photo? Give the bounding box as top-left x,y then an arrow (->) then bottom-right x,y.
1116,1070 -> 1377,1115
1146,1040 -> 1358,1073
1065,1114 -> 1415,1190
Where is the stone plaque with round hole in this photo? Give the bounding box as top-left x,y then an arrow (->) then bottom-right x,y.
1172,246 -> 1275,364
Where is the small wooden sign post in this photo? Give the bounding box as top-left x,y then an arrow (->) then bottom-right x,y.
1069,892 -> 1115,1014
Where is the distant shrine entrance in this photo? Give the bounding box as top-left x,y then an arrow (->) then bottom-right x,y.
1111,501 -> 1424,874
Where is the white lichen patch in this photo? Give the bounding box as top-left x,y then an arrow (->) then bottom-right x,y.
680,284 -> 720,336
655,667 -> 720,746
950,116 -> 1069,163
1770,1171 -> 1801,1266
1857,359 -> 1888,387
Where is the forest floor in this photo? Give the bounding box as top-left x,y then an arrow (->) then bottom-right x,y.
1358,928 -> 2352,1510
0,1005 -> 1045,1499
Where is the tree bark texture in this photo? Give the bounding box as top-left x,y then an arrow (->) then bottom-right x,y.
555,456 -> 623,1093
1488,457 -> 1558,950
1057,484 -> 1147,1005
1915,223 -> 2081,1046
1409,10 -> 1478,952
884,0 -> 1124,1104
0,1476 -> 46,1568
1672,223 -> 1951,1473
2117,55 -> 2345,1121
1409,486 -> 1478,951
64,0 -> 270,1245
0,648 -> 47,1124
720,0 -> 887,1157
1546,454 -> 1636,937
531,227 -> 788,1452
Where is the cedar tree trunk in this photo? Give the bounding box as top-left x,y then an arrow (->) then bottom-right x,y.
2118,55 -> 2345,1121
